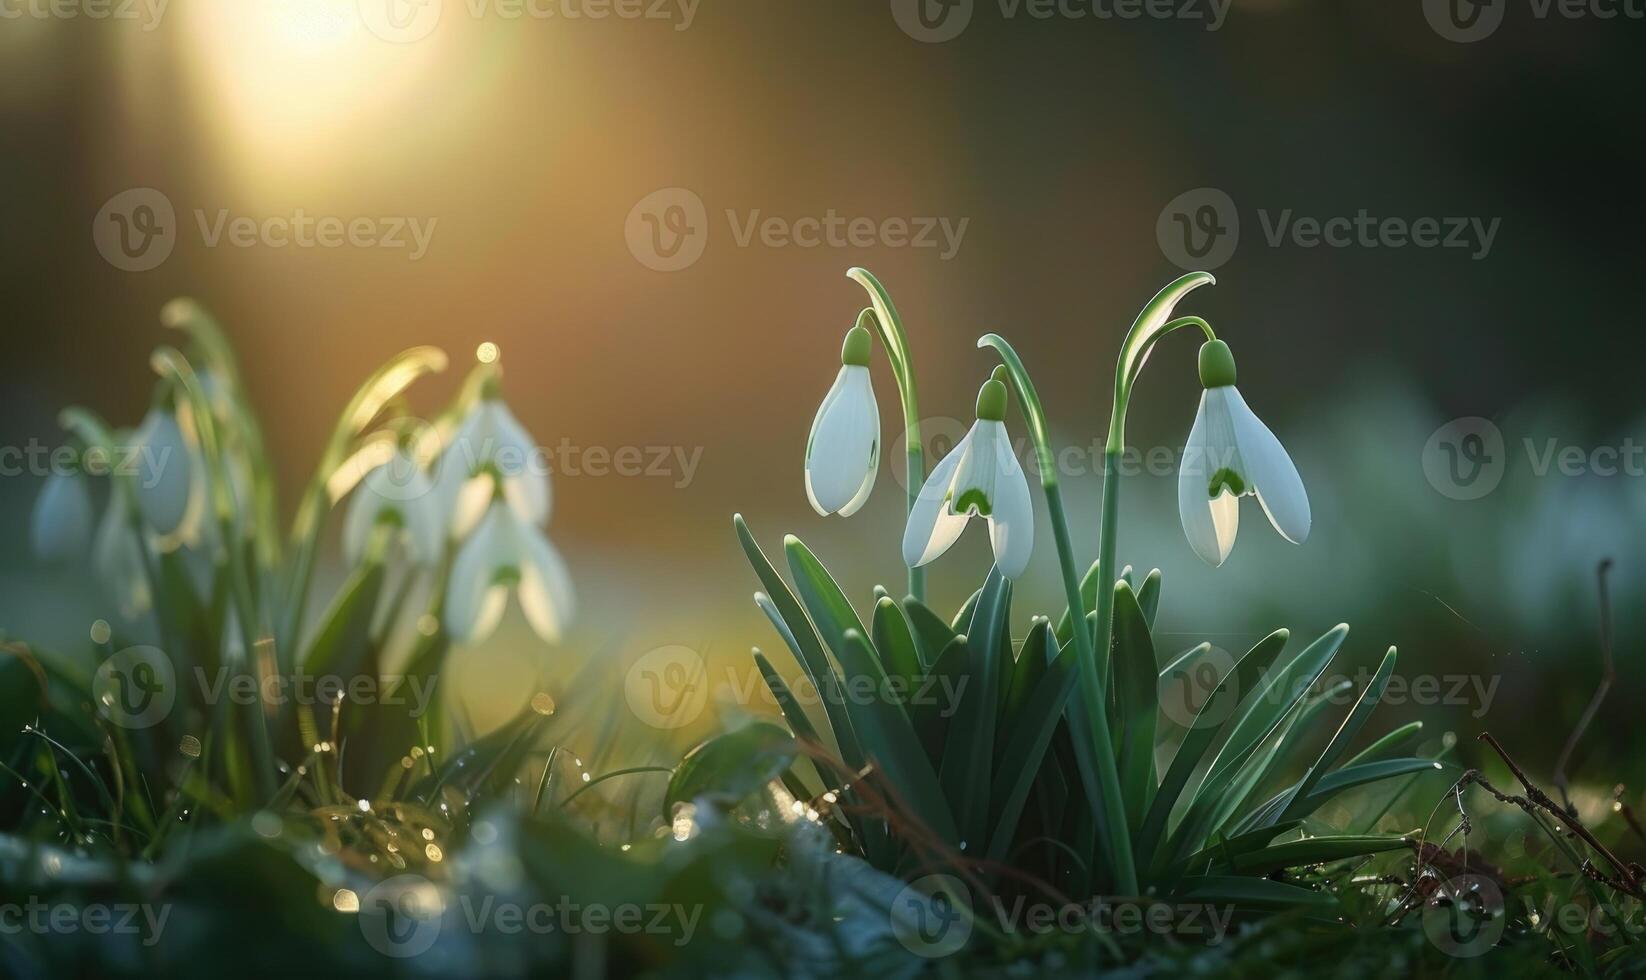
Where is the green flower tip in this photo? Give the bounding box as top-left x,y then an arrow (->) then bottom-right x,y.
1198,339 -> 1237,389
840,325 -> 872,367
990,364 -> 1010,386
479,373 -> 503,400
975,378 -> 1008,422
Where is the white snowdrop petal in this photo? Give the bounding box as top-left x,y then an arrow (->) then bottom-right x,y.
93,499 -> 151,618
340,480 -> 380,566
444,504 -> 515,644
518,527 -> 575,643
805,366 -> 879,516
1179,394 -> 1234,566
1225,387 -> 1311,544
133,409 -> 194,535
984,430 -> 1035,579
451,474 -> 495,540
31,472 -> 93,563
489,400 -> 550,525
903,427 -> 973,568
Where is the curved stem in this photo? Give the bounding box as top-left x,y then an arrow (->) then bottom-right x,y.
281,346 -> 447,662
558,766 -> 672,808
977,332 -> 1137,896
1106,274 -> 1216,455
152,346 -> 275,801
847,268 -> 926,602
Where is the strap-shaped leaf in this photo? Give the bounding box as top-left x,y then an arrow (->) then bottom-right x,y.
1053,558 -> 1102,648
1344,720 -> 1423,769
784,535 -> 869,659
940,567 -> 1010,847
735,516 -> 862,769
1222,835 -> 1413,876
1173,874 -> 1337,912
1136,568 -> 1162,629
1135,629 -> 1289,873
1275,647 -> 1399,824
901,597 -> 956,670
950,587 -> 983,634
908,635 -> 969,766
754,650 -> 824,749
1292,757 -> 1444,816
1000,618 -> 1050,729
871,597 -> 923,696
1111,580 -> 1158,831
835,629 -> 958,843
301,560 -> 386,680
986,641 -> 1078,862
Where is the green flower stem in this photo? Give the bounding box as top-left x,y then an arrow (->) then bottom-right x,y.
977,333 -> 1137,897
280,346 -> 448,663
847,267 -> 926,603
152,346 -> 276,802
162,300 -> 282,579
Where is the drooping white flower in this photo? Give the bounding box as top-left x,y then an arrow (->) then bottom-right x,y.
1178,340 -> 1310,567
93,498 -> 151,618
805,325 -> 880,516
434,389 -> 550,539
444,499 -> 574,645
902,378 -> 1034,579
342,448 -> 442,565
130,405 -> 197,538
31,469 -> 94,563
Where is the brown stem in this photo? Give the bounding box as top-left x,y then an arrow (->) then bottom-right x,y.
1477,732 -> 1642,899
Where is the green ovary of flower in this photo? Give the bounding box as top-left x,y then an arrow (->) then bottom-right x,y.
1207,466 -> 1246,498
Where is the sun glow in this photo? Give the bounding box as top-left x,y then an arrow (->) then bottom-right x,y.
181,0 -> 444,171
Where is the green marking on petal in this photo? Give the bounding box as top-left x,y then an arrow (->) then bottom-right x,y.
1208,467 -> 1246,499
953,487 -> 992,516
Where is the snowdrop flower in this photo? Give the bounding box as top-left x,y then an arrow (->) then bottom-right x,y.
445,498 -> 574,645
434,384 -> 550,539
130,404 -> 197,538
1178,340 -> 1310,567
342,448 -> 442,565
902,377 -> 1034,579
31,468 -> 94,563
93,498 -> 151,618
805,324 -> 880,516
